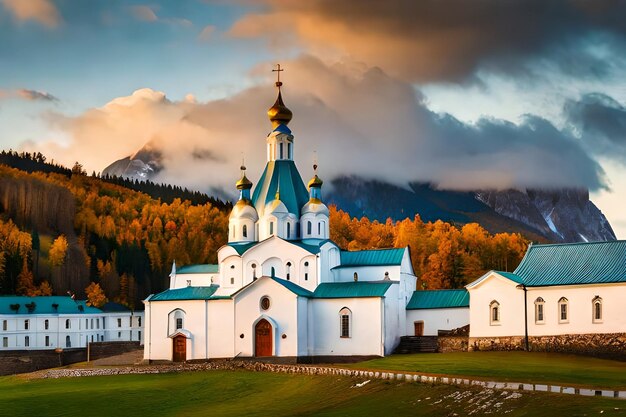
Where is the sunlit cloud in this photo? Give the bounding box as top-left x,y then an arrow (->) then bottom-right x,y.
1,0 -> 61,28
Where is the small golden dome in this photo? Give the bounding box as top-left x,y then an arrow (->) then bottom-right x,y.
236,174 -> 252,190
308,175 -> 323,189
267,89 -> 293,128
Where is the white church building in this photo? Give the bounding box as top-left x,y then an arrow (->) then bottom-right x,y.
141,74 -> 457,362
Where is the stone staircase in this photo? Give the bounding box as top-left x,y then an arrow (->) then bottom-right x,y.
394,336 -> 438,354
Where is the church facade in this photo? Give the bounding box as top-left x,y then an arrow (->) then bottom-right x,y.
142,76 -> 433,362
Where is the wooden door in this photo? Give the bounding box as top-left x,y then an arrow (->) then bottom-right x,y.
414,321 -> 424,336
255,319 -> 272,357
172,335 -> 186,362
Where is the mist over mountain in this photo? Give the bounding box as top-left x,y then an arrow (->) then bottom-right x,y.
103,152 -> 616,244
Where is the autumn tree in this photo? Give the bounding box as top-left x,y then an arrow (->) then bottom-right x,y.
85,282 -> 108,307
49,235 -> 68,267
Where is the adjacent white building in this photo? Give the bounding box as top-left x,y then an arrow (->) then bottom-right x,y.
406,290 -> 469,336
0,296 -> 143,351
467,241 -> 626,344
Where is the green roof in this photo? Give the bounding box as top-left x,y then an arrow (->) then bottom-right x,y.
270,277 -> 314,297
313,281 -> 393,298
176,264 -> 219,274
337,248 -> 405,268
509,241 -> 626,287
228,242 -> 258,255
494,271 -> 524,284
251,160 -> 309,217
0,296 -> 102,315
406,290 -> 469,310
150,285 -> 220,301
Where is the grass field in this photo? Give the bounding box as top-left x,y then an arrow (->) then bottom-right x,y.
0,370 -> 624,416
342,352 -> 626,389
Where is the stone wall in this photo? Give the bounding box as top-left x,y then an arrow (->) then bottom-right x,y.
438,336 -> 469,353
0,349 -> 86,376
88,341 -> 141,361
469,333 -> 626,360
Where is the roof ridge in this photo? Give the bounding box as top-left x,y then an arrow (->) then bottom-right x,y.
341,247 -> 406,253
530,240 -> 624,248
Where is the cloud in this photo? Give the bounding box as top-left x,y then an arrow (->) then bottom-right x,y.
17,89 -> 58,102
25,56 -> 607,196
565,93 -> 626,160
228,0 -> 626,83
131,5 -> 158,22
1,0 -> 61,28
198,25 -> 216,42
130,5 -> 193,27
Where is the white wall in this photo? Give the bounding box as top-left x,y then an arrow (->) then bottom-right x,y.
334,265 -> 401,282
233,278 -> 301,357
525,283 -> 626,336
171,272 -> 217,289
406,308 -> 469,336
310,298 -> 383,356
468,272 -> 525,338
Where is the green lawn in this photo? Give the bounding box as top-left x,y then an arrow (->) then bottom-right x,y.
342,352 -> 626,389
0,370 -> 624,416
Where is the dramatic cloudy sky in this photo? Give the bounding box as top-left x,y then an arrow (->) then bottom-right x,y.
0,0 -> 625,236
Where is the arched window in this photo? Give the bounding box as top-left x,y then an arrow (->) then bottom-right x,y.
489,301 -> 500,325
318,222 -> 321,235
66,335 -> 71,348
252,263 -> 257,280
339,307 -> 351,338
269,221 -> 274,235
65,319 -> 70,329
558,297 -> 569,323
592,296 -> 602,323
44,319 -> 49,330
271,267 -> 275,278
534,297 -> 545,323
168,309 -> 185,335
287,222 -> 291,238
279,142 -> 284,159
286,262 -> 291,281
243,224 -> 247,238
307,221 -> 312,235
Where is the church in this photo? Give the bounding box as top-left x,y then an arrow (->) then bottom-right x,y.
141,72 -> 451,362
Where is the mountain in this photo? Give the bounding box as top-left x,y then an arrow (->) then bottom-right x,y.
102,142 -> 162,180
103,153 -> 616,244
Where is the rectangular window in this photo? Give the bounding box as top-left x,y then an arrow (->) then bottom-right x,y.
138,331 -> 142,341
129,317 -> 132,327
176,318 -> 183,330
304,273 -> 308,281
45,336 -> 50,347
96,319 -> 99,329
2,337 -> 8,348
340,315 -> 350,338
91,319 -> 94,329
118,332 -> 121,339
86,318 -> 88,328
269,222 -> 274,235
560,304 -> 568,321
2,320 -> 6,331
25,336 -> 29,347
117,318 -> 122,328
24,320 -> 29,330
536,304 -> 544,322
138,317 -> 142,327
44,319 -> 49,330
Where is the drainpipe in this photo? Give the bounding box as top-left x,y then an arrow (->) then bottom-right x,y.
516,284 -> 529,351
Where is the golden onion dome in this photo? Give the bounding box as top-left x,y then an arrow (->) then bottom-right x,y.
267,87 -> 293,128
308,174 -> 323,189
236,174 -> 252,190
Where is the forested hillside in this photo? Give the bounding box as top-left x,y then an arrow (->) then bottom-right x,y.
0,152 -> 529,308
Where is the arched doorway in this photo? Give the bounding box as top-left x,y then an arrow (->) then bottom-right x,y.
255,319 -> 273,357
172,334 -> 186,362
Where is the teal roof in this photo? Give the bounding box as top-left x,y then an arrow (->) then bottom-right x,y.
150,285 -> 220,301
228,242 -> 258,255
508,241 -> 626,287
251,160 -> 309,217
337,248 -> 405,268
270,277 -> 314,297
176,264 -> 219,274
495,271 -> 524,284
313,281 -> 393,298
0,296 -> 102,315
407,290 -> 469,310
